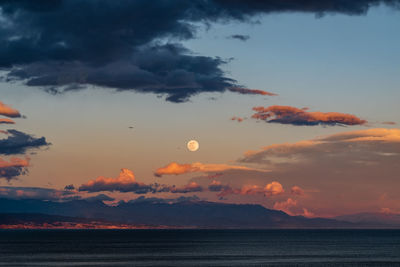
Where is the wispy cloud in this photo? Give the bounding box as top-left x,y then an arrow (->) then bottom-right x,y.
0,119 -> 15,124
243,128 -> 400,163
291,186 -> 305,196
154,162 -> 268,177
227,34 -> 250,41
382,121 -> 396,125
229,87 -> 277,96
240,128 -> 400,216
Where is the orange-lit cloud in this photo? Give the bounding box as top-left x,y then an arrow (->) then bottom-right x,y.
0,157 -> 29,180
154,162 -> 268,177
0,118 -> 15,124
0,157 -> 29,168
241,128 -> 400,216
229,87 -> 277,96
321,128 -> 400,142
243,128 -> 400,163
80,168 -> 206,194
273,198 -> 298,214
79,168 -> 162,193
302,208 -> 315,218
291,186 -> 305,196
380,207 -> 400,215
273,198 -> 314,217
215,181 -> 284,198
207,173 -> 224,179
231,116 -> 244,122
0,101 -> 21,118
251,105 -> 367,126
265,181 -> 284,196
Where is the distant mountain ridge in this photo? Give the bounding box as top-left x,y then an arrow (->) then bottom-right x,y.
335,212 -> 400,227
0,198 -> 394,228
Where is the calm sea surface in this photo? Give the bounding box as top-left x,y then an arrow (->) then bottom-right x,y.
0,229 -> 399,266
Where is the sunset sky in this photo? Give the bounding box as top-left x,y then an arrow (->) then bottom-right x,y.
1,0 -> 399,218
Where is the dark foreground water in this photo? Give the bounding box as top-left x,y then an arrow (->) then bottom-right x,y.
0,230 -> 400,266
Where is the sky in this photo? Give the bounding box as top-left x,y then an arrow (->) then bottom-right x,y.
0,0 -> 399,218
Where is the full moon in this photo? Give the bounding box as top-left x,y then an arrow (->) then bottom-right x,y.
187,140 -> 199,152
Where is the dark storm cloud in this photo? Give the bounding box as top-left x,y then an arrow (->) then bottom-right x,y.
1,0 -> 399,102
228,34 -> 250,41
212,0 -> 400,16
0,129 -> 50,155
8,44 -> 234,103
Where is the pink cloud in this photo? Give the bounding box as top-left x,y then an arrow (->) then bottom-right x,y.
216,181 -> 284,198
273,198 -> 298,215
291,186 -> 305,196
154,162 -> 268,177
231,116 -> 244,122
273,198 -> 315,217
251,105 -> 367,126
0,157 -> 30,180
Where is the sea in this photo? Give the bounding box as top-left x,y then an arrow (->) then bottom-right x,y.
0,229 -> 399,266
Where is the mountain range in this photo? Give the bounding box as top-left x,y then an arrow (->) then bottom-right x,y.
0,198 -> 398,229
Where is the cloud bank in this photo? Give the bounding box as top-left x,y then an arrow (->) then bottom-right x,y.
240,128 -> 400,216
